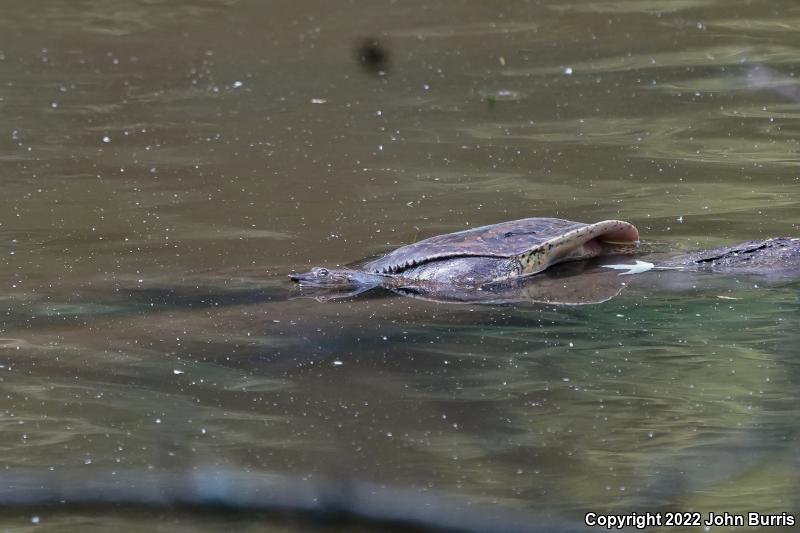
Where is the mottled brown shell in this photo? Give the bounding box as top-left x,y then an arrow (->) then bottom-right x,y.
365,218 -> 590,274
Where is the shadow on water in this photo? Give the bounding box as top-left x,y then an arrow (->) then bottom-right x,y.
2,269 -> 798,527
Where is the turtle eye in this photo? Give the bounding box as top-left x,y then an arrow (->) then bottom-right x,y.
317,268 -> 329,277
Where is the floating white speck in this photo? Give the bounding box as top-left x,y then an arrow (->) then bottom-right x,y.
601,260 -> 655,275
333,360 -> 343,366
102,136 -> 111,143
173,369 -> 185,375
676,215 -> 684,223
31,516 -> 40,525
564,67 -> 573,75
311,98 -> 327,104
232,80 -> 243,88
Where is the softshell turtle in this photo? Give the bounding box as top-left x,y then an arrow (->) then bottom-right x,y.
290,217 -> 640,301
290,217 -> 800,304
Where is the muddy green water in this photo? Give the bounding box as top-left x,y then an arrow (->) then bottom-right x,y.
1,0 -> 799,531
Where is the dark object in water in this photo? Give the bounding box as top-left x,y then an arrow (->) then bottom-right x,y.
660,237 -> 800,276
357,37 -> 389,74
0,468 -> 584,533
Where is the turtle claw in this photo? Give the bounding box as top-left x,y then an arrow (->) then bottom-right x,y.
600,260 -> 655,276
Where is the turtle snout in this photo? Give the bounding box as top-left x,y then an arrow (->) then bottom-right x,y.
289,272 -> 313,284
289,268 -> 330,286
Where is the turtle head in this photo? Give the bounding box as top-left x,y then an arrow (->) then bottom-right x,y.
290,267 -> 379,291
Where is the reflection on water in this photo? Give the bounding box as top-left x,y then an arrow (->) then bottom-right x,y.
1,0 -> 799,530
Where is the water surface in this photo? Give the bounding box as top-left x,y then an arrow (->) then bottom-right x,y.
1,0 -> 799,531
